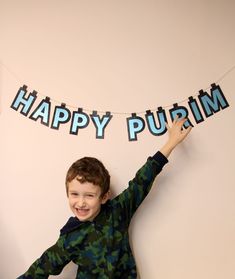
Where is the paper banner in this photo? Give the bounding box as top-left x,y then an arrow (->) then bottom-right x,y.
10,83 -> 229,141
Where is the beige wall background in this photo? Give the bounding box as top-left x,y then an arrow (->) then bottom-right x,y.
0,0 -> 235,278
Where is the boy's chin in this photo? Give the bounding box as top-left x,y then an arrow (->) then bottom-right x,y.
76,212 -> 100,222
75,213 -> 91,222
74,211 -> 93,222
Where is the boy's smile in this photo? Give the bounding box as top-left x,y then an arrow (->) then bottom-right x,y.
68,176 -> 109,222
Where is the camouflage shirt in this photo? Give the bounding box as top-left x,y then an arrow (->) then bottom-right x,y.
17,151 -> 168,279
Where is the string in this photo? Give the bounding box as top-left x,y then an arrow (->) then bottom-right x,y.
1,59 -> 234,115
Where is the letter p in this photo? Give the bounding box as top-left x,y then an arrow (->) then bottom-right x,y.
127,114 -> 145,141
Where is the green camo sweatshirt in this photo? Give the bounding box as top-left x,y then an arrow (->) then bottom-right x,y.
17,151 -> 168,279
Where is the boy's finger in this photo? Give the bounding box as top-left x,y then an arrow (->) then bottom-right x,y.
173,115 -> 179,123
182,126 -> 192,136
178,118 -> 188,127
165,122 -> 170,130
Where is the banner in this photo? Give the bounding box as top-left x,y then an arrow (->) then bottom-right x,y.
10,83 -> 230,141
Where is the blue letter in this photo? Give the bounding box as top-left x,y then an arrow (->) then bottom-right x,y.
126,113 -> 145,141
10,85 -> 37,116
169,104 -> 193,128
145,107 -> 167,136
51,104 -> 71,130
90,111 -> 113,139
188,96 -> 204,124
70,108 -> 89,135
198,84 -> 229,117
29,97 -> 51,126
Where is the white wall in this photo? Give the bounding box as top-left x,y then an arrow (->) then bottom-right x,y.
0,1 -> 235,278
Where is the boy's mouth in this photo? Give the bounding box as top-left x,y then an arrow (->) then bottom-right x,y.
75,208 -> 89,216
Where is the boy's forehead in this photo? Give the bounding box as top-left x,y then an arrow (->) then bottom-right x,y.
68,177 -> 101,193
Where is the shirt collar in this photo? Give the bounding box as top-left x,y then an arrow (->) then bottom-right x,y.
60,201 -> 111,235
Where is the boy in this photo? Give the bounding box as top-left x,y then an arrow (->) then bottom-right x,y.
17,118 -> 191,278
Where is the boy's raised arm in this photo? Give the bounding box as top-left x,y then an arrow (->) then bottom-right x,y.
112,117 -> 192,225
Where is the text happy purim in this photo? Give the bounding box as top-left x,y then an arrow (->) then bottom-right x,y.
10,84 -> 229,141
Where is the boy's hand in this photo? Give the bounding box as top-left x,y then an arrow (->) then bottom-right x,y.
160,117 -> 192,158
166,117 -> 192,147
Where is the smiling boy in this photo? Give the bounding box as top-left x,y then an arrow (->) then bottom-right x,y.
66,157 -> 111,223
17,118 -> 191,279
68,178 -> 108,222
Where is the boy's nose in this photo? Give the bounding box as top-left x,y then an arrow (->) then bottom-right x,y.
78,197 -> 86,207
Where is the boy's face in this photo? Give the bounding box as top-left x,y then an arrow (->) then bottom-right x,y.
67,177 -> 109,222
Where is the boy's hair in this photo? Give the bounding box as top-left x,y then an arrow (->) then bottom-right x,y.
65,157 -> 110,197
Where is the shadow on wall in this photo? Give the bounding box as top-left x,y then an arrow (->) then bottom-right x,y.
0,219 -> 25,278
49,261 -> 77,279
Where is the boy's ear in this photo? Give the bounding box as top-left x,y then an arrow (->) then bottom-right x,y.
101,190 -> 111,204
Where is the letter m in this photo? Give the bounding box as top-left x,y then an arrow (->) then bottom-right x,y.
198,84 -> 229,117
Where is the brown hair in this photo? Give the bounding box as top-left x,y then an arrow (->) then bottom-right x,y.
65,157 -> 110,197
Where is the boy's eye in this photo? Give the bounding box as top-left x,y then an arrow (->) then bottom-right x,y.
86,194 -> 95,198
69,193 -> 96,198
70,192 -> 78,196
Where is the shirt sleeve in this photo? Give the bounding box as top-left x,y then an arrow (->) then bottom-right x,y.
111,151 -> 168,226
16,236 -> 71,279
